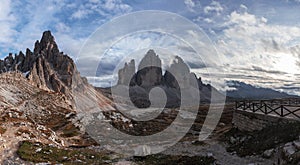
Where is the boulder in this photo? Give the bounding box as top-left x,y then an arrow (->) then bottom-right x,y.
262,148 -> 274,158
293,140 -> 300,150
283,144 -> 296,158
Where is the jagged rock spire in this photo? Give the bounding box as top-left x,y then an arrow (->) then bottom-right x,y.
117,50 -> 204,89
0,30 -> 79,95
118,59 -> 135,85
34,30 -> 59,60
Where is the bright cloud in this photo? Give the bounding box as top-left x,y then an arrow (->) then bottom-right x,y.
71,9 -> 91,19
184,0 -> 196,11
215,5 -> 300,94
0,0 -> 299,95
204,1 -> 223,15
0,0 -> 132,58
0,0 -> 17,49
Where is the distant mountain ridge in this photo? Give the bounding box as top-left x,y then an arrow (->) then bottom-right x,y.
226,80 -> 298,100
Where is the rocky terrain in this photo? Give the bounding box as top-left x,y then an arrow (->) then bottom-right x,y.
224,122 -> 300,164
0,30 -> 299,164
0,31 -> 229,164
0,71 -> 96,163
0,31 -> 124,163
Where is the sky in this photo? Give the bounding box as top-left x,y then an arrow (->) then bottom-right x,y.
1,0 -> 300,95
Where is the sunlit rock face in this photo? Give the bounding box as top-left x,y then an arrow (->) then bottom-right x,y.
28,31 -> 79,95
0,31 -> 115,113
0,31 -> 78,95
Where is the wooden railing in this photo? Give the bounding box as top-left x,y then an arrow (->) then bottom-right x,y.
235,98 -> 300,119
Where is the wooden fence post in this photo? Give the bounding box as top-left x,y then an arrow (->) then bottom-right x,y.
235,101 -> 237,110
264,103 -> 267,114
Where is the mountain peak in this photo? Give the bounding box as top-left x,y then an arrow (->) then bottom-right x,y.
138,49 -> 161,70
146,49 -> 155,55
41,30 -> 55,44
0,30 -> 79,96
34,30 -> 59,55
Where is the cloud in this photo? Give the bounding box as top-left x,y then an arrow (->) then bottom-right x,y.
86,75 -> 117,87
55,22 -> 71,33
0,0 -> 133,59
0,0 -> 67,55
227,11 -> 257,25
70,0 -> 132,20
104,0 -> 132,12
239,4 -> 248,12
211,5 -> 300,95
0,0 -> 17,52
184,0 -> 195,11
78,25 -> 217,87
203,18 -> 214,23
204,1 -> 223,15
54,31 -> 85,59
250,65 -> 287,74
1,1 -> 299,95
217,7 -> 300,71
71,9 -> 91,19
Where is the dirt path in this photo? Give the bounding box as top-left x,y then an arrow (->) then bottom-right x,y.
0,125 -> 23,163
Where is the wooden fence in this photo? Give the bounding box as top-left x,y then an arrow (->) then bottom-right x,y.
235,98 -> 300,119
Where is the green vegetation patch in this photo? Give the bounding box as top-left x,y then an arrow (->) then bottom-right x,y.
132,154 -> 216,165
17,141 -> 111,164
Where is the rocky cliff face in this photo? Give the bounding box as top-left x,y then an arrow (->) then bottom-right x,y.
117,50 -> 202,89
0,31 -> 128,162
0,31 -> 79,96
116,50 -> 217,107
0,31 -> 115,113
